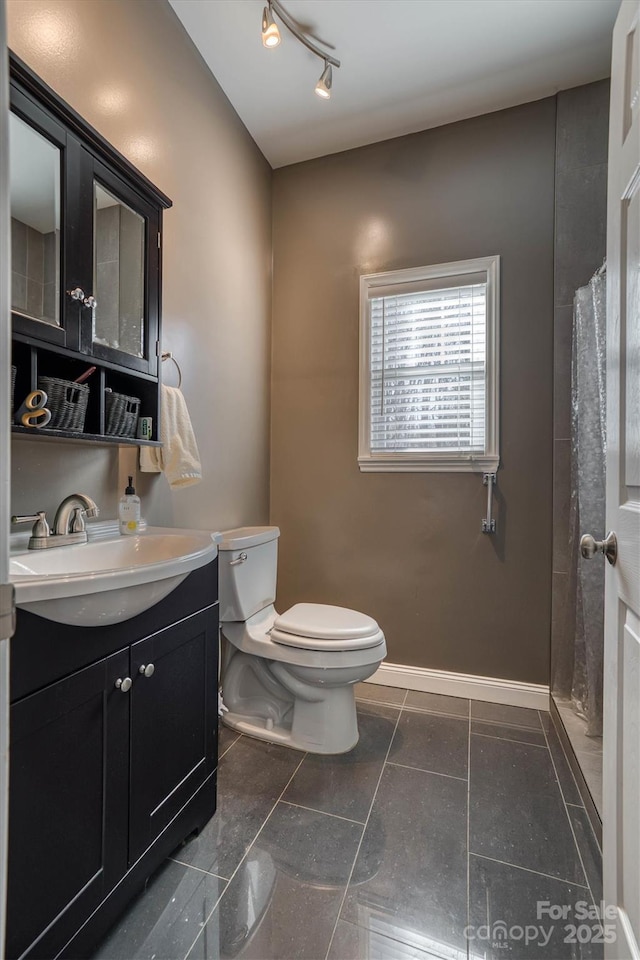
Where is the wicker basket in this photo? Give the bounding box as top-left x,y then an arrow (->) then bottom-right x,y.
38,376 -> 89,432
10,366 -> 16,414
105,390 -> 140,438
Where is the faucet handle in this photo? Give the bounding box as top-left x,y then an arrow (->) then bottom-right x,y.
11,511 -> 50,539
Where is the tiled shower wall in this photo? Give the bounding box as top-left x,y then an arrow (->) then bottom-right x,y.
551,81 -> 609,699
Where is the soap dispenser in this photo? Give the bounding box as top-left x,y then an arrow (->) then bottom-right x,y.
119,476 -> 141,536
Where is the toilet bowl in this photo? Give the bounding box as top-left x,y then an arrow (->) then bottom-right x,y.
218,527 -> 386,754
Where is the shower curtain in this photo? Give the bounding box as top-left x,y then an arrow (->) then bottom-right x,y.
555,266 -> 606,737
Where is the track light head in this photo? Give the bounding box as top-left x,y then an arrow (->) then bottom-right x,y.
262,4 -> 281,47
260,0 -> 339,99
315,62 -> 332,99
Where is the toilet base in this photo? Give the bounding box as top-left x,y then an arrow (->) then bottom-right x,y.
222,710 -> 359,755
221,648 -> 364,754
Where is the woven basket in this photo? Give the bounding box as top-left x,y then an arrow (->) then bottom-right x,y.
105,391 -> 140,438
10,366 -> 16,414
38,376 -> 89,432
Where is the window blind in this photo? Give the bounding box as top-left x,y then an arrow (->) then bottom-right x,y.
369,281 -> 487,454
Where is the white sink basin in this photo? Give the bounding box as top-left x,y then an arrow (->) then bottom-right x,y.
10,525 -> 219,627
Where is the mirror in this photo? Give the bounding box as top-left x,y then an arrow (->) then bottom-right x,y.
9,112 -> 61,326
93,182 -> 145,359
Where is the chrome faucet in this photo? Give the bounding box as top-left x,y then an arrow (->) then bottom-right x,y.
12,493 -> 99,549
53,494 -> 99,536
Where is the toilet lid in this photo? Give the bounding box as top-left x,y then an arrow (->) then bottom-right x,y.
271,603 -> 384,651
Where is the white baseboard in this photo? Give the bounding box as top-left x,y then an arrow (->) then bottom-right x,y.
367,662 -> 549,711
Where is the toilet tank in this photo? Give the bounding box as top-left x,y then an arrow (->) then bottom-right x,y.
218,526 -> 280,622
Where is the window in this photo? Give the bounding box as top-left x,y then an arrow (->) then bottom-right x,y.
358,256 -> 500,473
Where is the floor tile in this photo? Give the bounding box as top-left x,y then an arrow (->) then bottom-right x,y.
173,737 -> 302,879
93,860 -> 225,960
282,702 -> 399,822
188,803 -> 362,960
328,918 -> 443,959
568,805 -> 603,904
217,724 -> 241,758
404,691 -> 469,718
539,710 -> 553,732
470,701 -> 543,730
389,710 -> 468,779
470,736 -> 586,884
545,721 -> 583,806
341,764 -> 468,956
472,720 -> 547,746
469,854 -> 600,959
355,682 -> 406,705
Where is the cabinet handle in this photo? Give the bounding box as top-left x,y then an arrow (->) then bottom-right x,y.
139,663 -> 155,678
115,677 -> 132,692
67,287 -> 86,301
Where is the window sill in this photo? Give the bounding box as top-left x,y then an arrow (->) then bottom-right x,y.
358,454 -> 500,473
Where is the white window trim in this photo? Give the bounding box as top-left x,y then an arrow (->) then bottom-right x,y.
358,255 -> 500,473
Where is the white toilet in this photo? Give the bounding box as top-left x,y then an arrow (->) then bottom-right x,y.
218,526 -> 387,754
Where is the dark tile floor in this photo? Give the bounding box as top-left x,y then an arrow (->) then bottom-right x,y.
93,685 -> 603,960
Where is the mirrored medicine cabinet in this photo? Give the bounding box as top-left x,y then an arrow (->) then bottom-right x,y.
9,53 -> 171,444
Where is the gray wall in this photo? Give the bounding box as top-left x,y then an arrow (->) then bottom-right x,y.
8,0 -> 272,531
271,98 -> 556,684
551,80 -> 609,692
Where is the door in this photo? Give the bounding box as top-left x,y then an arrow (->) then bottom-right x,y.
5,650 -> 129,960
129,607 -> 218,864
603,2 -> 640,957
0,2 -> 13,954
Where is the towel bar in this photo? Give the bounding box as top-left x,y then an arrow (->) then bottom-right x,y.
161,352 -> 182,389
482,473 -> 497,534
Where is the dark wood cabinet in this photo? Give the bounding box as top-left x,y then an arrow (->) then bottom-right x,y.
6,567 -> 219,960
9,53 -> 170,444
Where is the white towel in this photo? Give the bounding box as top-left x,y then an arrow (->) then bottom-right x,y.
140,385 -> 202,489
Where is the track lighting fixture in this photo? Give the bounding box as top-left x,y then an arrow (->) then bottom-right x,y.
261,4 -> 281,48
314,62 -> 332,99
261,0 -> 340,99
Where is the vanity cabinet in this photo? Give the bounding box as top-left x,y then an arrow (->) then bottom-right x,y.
7,562 -> 218,960
9,53 -> 170,443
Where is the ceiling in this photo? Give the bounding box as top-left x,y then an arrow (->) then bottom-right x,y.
169,0 -> 619,169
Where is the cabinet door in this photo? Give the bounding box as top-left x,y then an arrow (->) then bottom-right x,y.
9,85 -> 83,352
6,649 -> 130,960
129,606 -> 218,863
85,157 -> 160,376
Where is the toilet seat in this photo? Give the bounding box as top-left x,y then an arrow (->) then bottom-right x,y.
271,603 -> 384,652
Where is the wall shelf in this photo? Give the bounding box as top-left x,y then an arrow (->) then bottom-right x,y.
11,337 -> 161,446
11,425 -> 162,447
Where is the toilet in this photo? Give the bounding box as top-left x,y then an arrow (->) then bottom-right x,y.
218,526 -> 387,754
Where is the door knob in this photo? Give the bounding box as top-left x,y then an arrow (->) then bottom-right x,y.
580,531 -> 618,566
